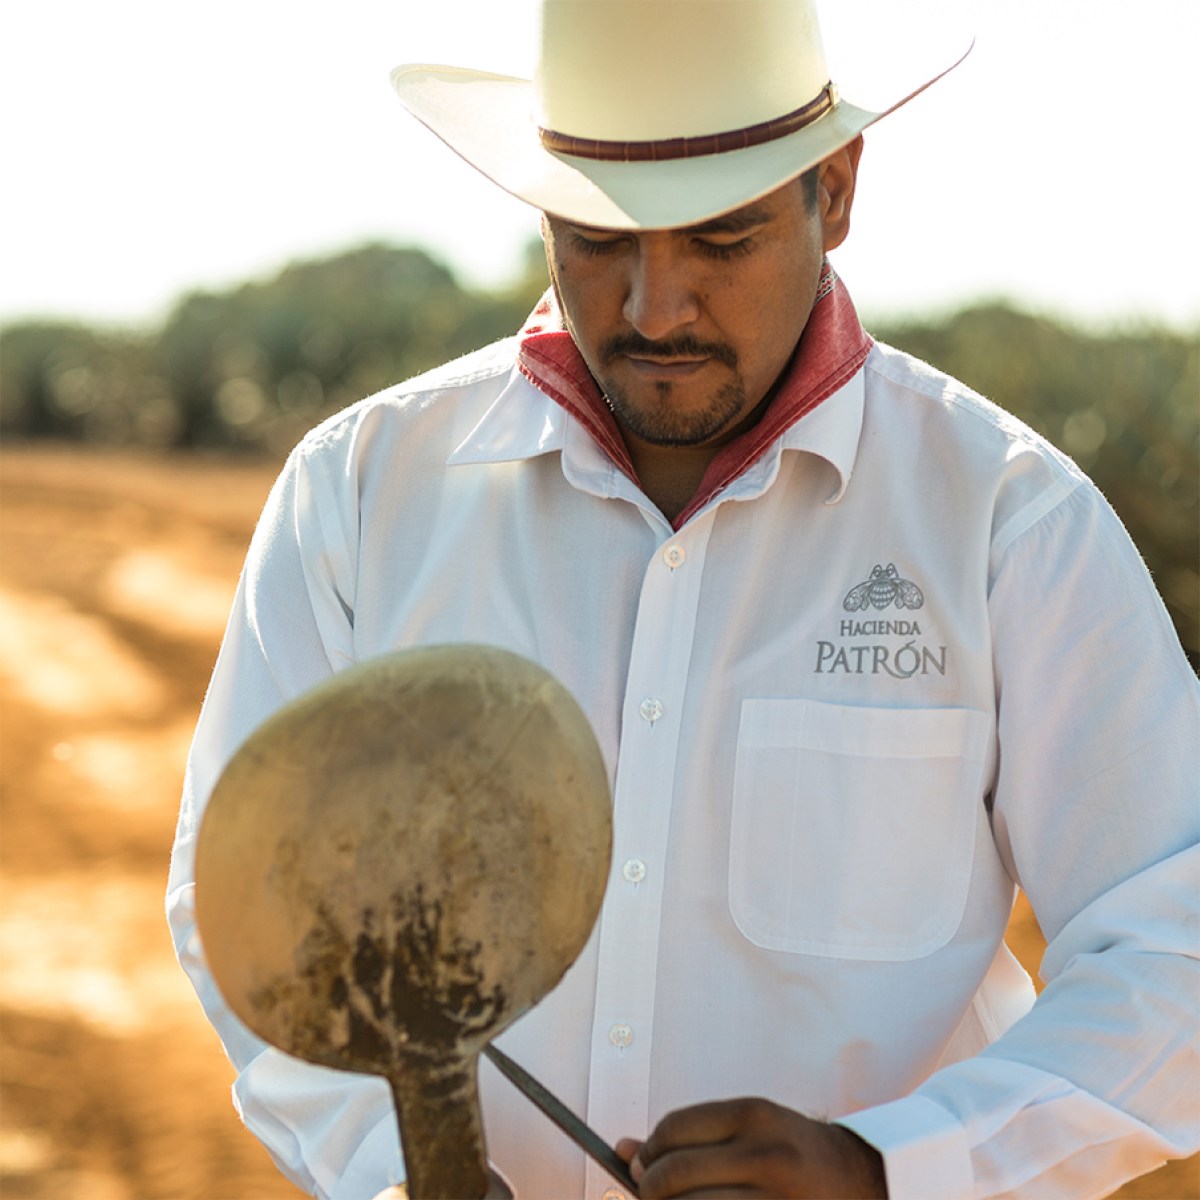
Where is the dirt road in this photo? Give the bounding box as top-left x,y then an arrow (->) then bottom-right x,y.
0,445 -> 1194,1199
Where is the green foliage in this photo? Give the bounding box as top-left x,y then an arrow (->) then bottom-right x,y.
1,242 -> 549,456
144,242 -> 549,453
1,245 -> 1195,663
0,320 -> 177,445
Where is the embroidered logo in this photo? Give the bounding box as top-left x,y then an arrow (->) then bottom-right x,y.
815,563 -> 945,678
842,563 -> 924,612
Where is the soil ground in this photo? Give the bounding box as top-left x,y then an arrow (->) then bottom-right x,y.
0,444 -> 1195,1199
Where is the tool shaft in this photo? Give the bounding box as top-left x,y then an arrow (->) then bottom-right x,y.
483,1043 -> 640,1197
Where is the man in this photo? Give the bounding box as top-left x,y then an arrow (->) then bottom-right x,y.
167,2 -> 1200,1197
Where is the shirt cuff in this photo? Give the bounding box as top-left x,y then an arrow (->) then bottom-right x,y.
331,1114 -> 403,1200
837,1095 -> 973,1200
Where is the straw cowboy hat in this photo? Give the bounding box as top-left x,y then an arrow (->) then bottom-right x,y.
390,0 -> 972,231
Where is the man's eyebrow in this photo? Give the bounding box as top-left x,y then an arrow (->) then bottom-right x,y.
683,205 -> 774,235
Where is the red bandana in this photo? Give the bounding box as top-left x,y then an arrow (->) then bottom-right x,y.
516,261 -> 872,528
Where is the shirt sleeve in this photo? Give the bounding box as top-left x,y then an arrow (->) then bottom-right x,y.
165,435 -> 406,1198
841,481 -> 1200,1198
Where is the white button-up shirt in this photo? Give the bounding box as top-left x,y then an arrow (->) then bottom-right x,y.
167,336 -> 1199,1200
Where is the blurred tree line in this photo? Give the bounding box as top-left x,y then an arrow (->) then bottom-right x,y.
0,242 -> 548,456
1,241 -> 1196,665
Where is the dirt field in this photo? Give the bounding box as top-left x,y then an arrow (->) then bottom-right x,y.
0,444 -> 1195,1200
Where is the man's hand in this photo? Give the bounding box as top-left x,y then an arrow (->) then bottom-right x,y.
615,1098 -> 888,1198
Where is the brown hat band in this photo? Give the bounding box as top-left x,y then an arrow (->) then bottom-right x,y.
539,81 -> 838,163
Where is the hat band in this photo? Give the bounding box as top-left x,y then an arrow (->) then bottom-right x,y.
539,82 -> 838,163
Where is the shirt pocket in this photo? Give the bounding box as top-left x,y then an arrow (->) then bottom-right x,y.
728,699 -> 993,960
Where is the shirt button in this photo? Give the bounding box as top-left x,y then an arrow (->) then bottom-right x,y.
662,543 -> 686,568
623,858 -> 647,884
609,1023 -> 633,1049
639,697 -> 664,724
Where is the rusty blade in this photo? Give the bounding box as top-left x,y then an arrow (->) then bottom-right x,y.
483,1043 -> 641,1198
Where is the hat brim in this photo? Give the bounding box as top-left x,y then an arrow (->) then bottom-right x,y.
391,39 -> 970,230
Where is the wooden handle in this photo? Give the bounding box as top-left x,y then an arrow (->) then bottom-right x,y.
390,1054 -> 489,1200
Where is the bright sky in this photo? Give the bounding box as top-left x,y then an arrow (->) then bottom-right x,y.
2,0 -> 1197,331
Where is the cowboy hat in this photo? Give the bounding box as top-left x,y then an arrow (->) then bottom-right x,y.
390,0 -> 972,231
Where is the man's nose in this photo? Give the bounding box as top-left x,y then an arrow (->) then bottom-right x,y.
622,240 -> 700,342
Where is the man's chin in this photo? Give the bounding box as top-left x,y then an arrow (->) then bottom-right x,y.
630,423 -> 729,449
611,408 -> 734,449
605,384 -> 748,450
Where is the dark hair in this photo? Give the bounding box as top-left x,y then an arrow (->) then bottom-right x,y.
800,166 -> 819,211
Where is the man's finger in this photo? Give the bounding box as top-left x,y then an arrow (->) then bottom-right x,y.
616,1137 -> 643,1163
643,1098 -> 760,1150
635,1139 -> 771,1198
637,1098 -> 773,1167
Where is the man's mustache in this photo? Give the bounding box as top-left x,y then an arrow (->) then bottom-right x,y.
601,333 -> 738,369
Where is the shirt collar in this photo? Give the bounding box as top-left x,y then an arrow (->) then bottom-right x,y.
777,364 -> 864,505
446,368 -> 566,466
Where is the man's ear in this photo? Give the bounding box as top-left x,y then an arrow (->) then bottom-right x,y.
819,134 -> 864,252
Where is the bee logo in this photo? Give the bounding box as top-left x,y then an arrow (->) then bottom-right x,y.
843,563 -> 924,612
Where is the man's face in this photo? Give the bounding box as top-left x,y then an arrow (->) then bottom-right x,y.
542,151 -> 858,452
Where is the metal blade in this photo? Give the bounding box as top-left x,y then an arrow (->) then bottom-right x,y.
483,1043 -> 641,1198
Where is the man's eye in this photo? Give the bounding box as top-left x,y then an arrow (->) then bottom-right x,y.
695,236 -> 755,260
568,230 -> 624,256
